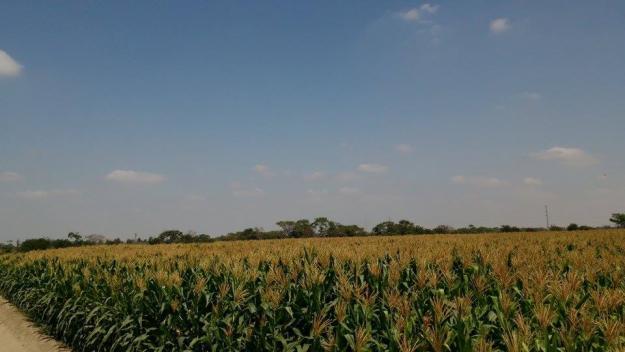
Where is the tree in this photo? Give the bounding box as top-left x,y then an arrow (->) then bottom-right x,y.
85,234 -> 107,244
312,217 -> 333,237
433,225 -> 454,234
567,223 -> 579,231
330,224 -> 366,237
500,225 -> 520,233
20,238 -> 51,252
292,219 -> 314,238
276,221 -> 296,237
610,213 -> 625,228
372,221 -> 395,235
396,220 -> 416,235
157,230 -> 184,243
276,220 -> 314,237
67,232 -> 82,242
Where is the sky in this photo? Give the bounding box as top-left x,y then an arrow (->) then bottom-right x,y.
1,1 -> 624,240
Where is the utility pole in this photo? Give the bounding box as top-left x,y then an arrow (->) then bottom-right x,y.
545,205 -> 550,228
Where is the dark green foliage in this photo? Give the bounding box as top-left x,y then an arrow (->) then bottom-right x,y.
1,247 -> 623,352
610,213 -> 625,228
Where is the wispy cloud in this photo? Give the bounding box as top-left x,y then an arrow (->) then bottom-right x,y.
183,194 -> 206,202
520,91 -> 541,101
254,164 -> 275,177
358,163 -> 389,174
0,50 -> 22,77
17,189 -> 79,200
336,171 -> 360,182
490,18 -> 511,34
532,147 -> 598,167
523,177 -> 543,186
420,4 -> 439,14
394,144 -> 414,154
451,175 -> 508,188
304,171 -> 326,181
0,171 -> 21,182
306,189 -> 328,201
105,170 -> 166,184
398,4 -> 439,22
399,8 -> 420,21
338,187 -> 362,196
230,181 -> 265,198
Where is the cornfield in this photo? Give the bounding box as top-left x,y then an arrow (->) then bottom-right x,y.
1,229 -> 625,351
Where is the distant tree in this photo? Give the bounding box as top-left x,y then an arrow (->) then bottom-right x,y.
549,225 -> 564,231
433,225 -> 454,234
20,238 -> 51,252
157,230 -> 184,243
609,213 -> 625,228
67,232 -> 82,242
456,224 -> 496,234
0,241 -> 15,253
396,220 -> 416,235
293,220 -> 314,238
85,234 -> 107,244
567,223 -> 579,231
500,225 -> 520,233
312,217 -> 333,237
196,234 -> 213,242
240,228 -> 263,240
276,220 -> 314,238
276,221 -> 296,237
329,224 -> 366,237
372,221 -> 396,235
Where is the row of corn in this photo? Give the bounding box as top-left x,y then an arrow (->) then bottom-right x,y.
1,230 -> 625,351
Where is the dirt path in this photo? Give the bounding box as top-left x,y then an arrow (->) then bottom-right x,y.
0,297 -> 70,352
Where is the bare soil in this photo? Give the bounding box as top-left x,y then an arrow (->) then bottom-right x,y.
0,297 -> 70,352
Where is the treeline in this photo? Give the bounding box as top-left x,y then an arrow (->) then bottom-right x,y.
0,232 -> 130,253
2,215 -> 620,254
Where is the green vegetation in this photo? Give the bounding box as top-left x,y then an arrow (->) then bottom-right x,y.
1,230 -> 625,351
2,213 -> 619,254
610,213 -> 625,228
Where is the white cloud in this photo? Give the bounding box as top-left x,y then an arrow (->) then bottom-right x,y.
105,170 -> 166,184
490,18 -> 511,34
532,147 -> 598,167
451,175 -> 466,184
254,164 -> 274,177
230,181 -> 264,197
394,144 -> 414,154
521,92 -> 541,101
399,8 -> 421,21
0,171 -> 21,182
451,175 -> 507,188
357,163 -> 389,174
523,177 -> 543,186
17,189 -> 79,200
398,4 -> 438,22
420,3 -> 439,14
304,171 -> 326,181
338,187 -> 361,196
0,50 -> 22,77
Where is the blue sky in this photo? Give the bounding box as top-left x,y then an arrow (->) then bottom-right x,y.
1,1 -> 624,240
